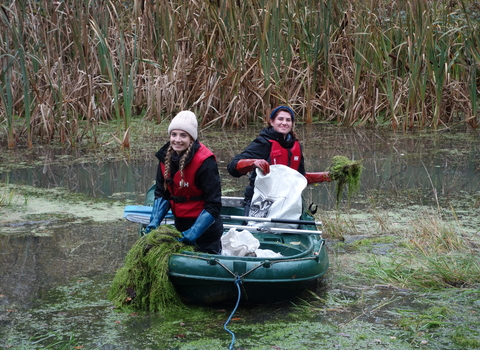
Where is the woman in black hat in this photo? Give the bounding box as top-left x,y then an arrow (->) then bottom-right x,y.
227,106 -> 331,214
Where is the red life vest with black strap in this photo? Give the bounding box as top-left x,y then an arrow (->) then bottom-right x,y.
268,139 -> 302,170
160,143 -> 215,218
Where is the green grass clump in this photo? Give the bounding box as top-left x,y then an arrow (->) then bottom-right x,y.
108,225 -> 194,312
328,156 -> 364,205
452,327 -> 480,348
397,306 -> 451,332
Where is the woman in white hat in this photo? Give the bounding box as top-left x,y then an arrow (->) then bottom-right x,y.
145,111 -> 223,254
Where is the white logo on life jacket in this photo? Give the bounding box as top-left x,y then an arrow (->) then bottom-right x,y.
179,180 -> 189,187
294,156 -> 299,161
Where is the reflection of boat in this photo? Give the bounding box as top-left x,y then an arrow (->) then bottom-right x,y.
124,185 -> 329,305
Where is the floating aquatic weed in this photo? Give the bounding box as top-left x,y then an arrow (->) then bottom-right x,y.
108,225 -> 194,312
327,156 -> 364,206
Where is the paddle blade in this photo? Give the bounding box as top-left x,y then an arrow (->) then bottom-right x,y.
123,205 -> 153,218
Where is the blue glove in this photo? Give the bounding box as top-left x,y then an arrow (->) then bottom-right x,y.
145,198 -> 170,234
178,210 -> 215,245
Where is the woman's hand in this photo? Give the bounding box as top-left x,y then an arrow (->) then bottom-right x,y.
235,159 -> 270,174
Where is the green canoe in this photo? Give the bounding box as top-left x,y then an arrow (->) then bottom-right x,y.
125,186 -> 329,305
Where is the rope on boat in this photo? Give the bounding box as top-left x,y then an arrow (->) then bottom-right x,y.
175,253 -> 319,267
224,275 -> 242,350
214,257 -> 267,279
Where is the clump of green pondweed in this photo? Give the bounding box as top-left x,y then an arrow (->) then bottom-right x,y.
108,225 -> 194,312
328,156 -> 364,206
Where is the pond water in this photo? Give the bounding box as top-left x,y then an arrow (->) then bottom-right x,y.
0,124 -> 479,349
2,124 -> 479,207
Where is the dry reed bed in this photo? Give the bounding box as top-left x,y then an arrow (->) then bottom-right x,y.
0,0 -> 479,148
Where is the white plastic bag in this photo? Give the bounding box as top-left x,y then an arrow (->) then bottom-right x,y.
221,228 -> 260,256
248,164 -> 307,229
254,249 -> 283,258
221,228 -> 283,258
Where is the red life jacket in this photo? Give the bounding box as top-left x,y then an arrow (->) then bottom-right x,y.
160,143 -> 215,218
268,139 -> 302,170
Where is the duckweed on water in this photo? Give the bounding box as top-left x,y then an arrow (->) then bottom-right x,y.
3,272 -> 480,349
108,226 -> 194,312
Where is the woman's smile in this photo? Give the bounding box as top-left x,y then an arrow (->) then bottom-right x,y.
170,130 -> 192,154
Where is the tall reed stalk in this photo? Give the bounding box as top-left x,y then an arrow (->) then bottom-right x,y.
0,50 -> 15,148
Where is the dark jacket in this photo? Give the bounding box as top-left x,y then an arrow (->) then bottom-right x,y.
154,140 -> 223,254
227,127 -> 306,205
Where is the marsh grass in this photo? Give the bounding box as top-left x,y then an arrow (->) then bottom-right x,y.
320,212 -> 360,240
27,332 -> 77,349
406,210 -> 468,252
0,185 -> 16,206
0,181 -> 27,207
293,289 -> 357,312
368,208 -> 392,234
396,305 -> 451,332
452,326 -> 480,348
360,209 -> 480,289
320,197 -> 480,293
1,0 -> 479,148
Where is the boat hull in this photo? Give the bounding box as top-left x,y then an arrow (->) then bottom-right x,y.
168,234 -> 328,304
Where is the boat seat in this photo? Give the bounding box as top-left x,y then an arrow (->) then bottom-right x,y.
221,196 -> 244,208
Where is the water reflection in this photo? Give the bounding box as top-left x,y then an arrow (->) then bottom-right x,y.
0,221 -> 138,306
1,125 -> 479,209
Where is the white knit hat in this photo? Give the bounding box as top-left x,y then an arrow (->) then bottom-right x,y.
167,111 -> 198,140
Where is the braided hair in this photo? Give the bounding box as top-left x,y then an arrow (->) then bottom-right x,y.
163,142 -> 194,189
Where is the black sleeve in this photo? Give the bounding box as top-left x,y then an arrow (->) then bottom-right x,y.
195,156 -> 222,218
227,137 -> 272,177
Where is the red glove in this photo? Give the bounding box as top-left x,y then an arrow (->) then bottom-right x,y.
236,159 -> 270,175
305,172 -> 331,184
